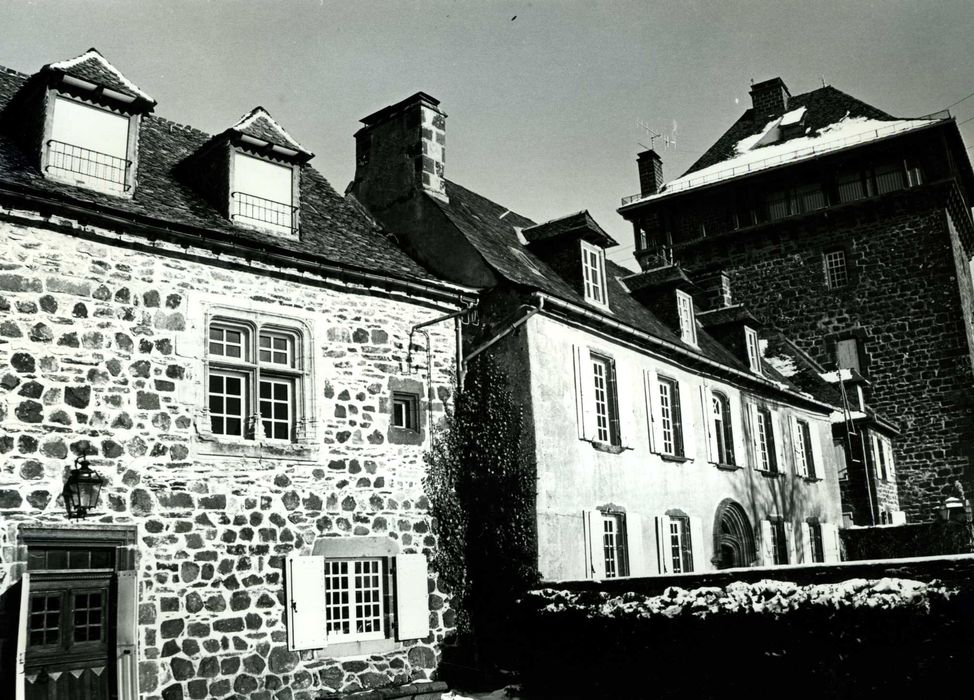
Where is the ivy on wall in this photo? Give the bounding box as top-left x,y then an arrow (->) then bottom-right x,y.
424,354 -> 539,671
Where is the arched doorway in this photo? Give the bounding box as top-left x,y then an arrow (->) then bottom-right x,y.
712,500 -> 756,569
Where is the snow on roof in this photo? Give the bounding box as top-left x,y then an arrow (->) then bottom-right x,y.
831,409 -> 867,423
628,113 -> 943,204
229,106 -> 309,153
779,106 -> 807,127
821,369 -> 856,383
48,48 -> 154,102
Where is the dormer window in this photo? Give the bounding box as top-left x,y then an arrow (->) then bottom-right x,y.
676,290 -> 696,345
44,95 -> 135,195
580,240 -> 608,308
230,150 -> 297,237
745,326 -> 762,374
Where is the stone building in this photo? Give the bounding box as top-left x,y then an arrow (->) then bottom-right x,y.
618,77 -> 974,523
0,50 -> 474,699
348,93 -> 845,584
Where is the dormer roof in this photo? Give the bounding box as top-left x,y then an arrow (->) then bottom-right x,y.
226,106 -> 313,161
622,265 -> 696,295
42,48 -> 155,111
697,304 -> 762,330
521,210 -> 617,248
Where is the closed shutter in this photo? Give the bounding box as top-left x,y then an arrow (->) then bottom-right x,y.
572,345 -> 587,440
672,380 -> 686,457
396,553 -> 430,640
654,516 -> 671,574
15,572 -> 28,700
627,514 -> 647,577
884,441 -> 896,483
770,411 -> 785,473
616,360 -> 638,449
689,516 -> 706,572
799,523 -> 814,563
808,421 -> 825,480
116,570 -> 140,700
584,510 -> 606,580
821,523 -> 841,562
760,520 -> 775,566
699,385 -> 717,464
872,435 -> 883,480
646,371 -> 664,453
747,402 -> 761,468
784,522 -> 796,564
286,555 -> 328,651
791,416 -> 806,477
607,360 -> 622,445
731,392 -> 747,467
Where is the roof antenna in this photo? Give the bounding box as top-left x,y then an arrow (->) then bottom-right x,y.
821,75 -> 827,88
636,118 -> 677,151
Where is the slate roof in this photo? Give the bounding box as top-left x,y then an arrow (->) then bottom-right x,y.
522,210 -> 617,247
45,48 -> 155,104
429,179 -> 806,391
229,106 -> 311,155
0,65 -> 436,282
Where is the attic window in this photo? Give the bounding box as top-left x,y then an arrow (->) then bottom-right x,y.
580,240 -> 609,309
231,151 -> 298,237
43,96 -> 134,195
745,326 -> 762,374
676,290 -> 696,345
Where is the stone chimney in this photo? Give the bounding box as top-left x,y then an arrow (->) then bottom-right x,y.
692,270 -> 733,311
351,92 -> 447,207
637,149 -> 664,197
749,77 -> 790,118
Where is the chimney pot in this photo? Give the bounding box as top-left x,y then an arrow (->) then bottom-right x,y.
749,77 -> 791,118
637,149 -> 664,197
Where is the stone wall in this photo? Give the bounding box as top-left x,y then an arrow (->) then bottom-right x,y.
0,213 -> 461,699
678,188 -> 974,522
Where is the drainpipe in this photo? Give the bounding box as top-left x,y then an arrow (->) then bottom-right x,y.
461,297 -> 545,386
407,302 -> 477,386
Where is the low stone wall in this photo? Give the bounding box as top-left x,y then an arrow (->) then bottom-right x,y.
840,521 -> 973,560
327,680 -> 448,700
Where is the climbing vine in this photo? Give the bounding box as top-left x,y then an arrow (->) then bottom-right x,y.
424,353 -> 539,668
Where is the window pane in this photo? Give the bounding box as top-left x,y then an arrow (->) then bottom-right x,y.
259,378 -> 292,440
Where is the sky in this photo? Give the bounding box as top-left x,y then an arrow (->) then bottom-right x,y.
1,0 -> 973,271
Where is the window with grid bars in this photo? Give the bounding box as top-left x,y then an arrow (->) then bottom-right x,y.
668,515 -> 693,573
769,518 -> 788,565
824,249 -> 849,289
590,354 -> 620,445
324,559 -> 386,642
711,392 -> 735,466
745,327 -> 762,374
756,407 -> 778,473
601,513 -> 629,578
207,318 -> 305,441
794,419 -> 816,479
580,240 -> 608,308
676,290 -> 697,345
658,377 -> 684,456
808,521 -> 825,563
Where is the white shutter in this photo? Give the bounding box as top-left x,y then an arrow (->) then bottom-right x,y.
809,420 -> 825,480
791,416 -> 806,477
643,370 -> 657,452
885,440 -> 896,483
678,381 -> 694,458
747,402 -> 761,469
396,553 -> 430,640
572,345 -> 587,440
626,514 -> 647,577
584,510 -> 606,580
784,522 -> 796,565
821,523 -> 841,562
647,371 -> 665,453
771,411 -> 786,472
654,516 -> 671,574
286,555 -> 328,651
15,572 -> 28,700
580,351 -> 597,440
689,516 -> 706,572
730,392 -> 747,467
699,385 -> 717,463
760,520 -> 775,566
799,523 -> 813,563
116,570 -> 140,700
616,360 -> 639,449
872,435 -> 883,480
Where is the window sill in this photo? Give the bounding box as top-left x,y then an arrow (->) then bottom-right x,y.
388,426 -> 426,446
315,637 -> 398,659
589,440 -> 626,454
802,476 -> 824,483
658,453 -> 690,463
194,434 -> 317,461
714,462 -> 741,471
757,469 -> 784,478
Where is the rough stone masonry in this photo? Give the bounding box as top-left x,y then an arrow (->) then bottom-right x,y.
0,214 -> 460,700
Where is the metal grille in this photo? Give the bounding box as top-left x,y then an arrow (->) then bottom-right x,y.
46,140 -> 129,190
231,191 -> 297,233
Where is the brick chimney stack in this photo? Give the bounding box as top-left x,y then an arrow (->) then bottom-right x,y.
692,270 -> 733,310
351,92 -> 448,207
749,77 -> 790,118
637,149 -> 664,197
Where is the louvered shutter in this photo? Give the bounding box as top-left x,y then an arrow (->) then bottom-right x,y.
647,371 -> 664,453
396,553 -> 430,640
808,420 -> 825,480
747,402 -> 761,469
730,392 -> 747,467
654,516 -> 671,574
286,555 -> 328,651
784,522 -> 796,564
572,346 -> 587,440
770,411 -> 785,473
584,510 -> 606,580
760,520 -> 775,566
821,523 -> 841,562
615,360 -> 638,449
689,516 -> 706,572
699,385 -> 717,464
15,573 -> 28,700
799,523 -> 813,563
626,514 -> 647,577
116,570 -> 140,700
791,416 -> 806,477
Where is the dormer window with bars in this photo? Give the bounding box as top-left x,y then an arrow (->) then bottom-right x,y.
676,290 -> 696,345
231,151 -> 298,237
580,240 -> 609,309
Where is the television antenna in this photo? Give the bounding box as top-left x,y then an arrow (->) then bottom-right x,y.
636,118 -> 677,150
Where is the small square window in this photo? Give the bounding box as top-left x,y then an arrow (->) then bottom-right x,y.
392,393 -> 419,431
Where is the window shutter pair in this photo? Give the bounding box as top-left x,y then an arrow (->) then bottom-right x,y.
652,515 -> 704,574
572,346 -> 596,441
286,553 -> 429,651
15,571 -> 141,700
799,522 -> 814,563
791,416 -> 807,477
820,523 -> 841,563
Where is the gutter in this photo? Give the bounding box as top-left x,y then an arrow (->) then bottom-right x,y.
461,298 -> 545,386
532,291 -> 835,413
0,183 -> 477,308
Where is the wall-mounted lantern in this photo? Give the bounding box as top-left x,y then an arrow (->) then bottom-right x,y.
62,452 -> 105,519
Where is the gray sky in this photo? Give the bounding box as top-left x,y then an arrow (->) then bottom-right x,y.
2,0 -> 973,271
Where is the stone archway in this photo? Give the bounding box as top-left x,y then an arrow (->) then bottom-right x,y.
712,499 -> 756,569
